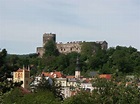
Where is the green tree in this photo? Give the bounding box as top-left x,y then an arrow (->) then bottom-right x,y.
100,62 -> 115,74
22,90 -> 61,104
0,49 -> 8,81
56,54 -> 69,71
3,87 -> 23,104
0,49 -> 15,94
81,42 -> 101,57
43,40 -> 59,57
63,91 -> 94,104
3,87 -> 61,104
37,75 -> 63,100
92,77 -> 140,104
111,46 -> 135,73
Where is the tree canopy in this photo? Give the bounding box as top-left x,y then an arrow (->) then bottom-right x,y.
43,40 -> 59,57
1,45 -> 140,77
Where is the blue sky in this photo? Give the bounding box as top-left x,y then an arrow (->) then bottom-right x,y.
0,0 -> 140,54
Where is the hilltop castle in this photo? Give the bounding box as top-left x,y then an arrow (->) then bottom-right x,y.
37,33 -> 108,57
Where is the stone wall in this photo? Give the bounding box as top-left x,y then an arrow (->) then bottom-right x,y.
57,41 -> 82,54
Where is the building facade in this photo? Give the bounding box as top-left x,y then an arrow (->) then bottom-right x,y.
13,67 -> 30,89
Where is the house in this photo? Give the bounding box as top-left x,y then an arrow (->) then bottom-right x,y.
80,78 -> 93,92
67,78 -> 78,87
56,78 -> 67,87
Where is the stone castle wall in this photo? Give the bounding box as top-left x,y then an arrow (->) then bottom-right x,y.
56,41 -> 82,54
36,33 -> 108,57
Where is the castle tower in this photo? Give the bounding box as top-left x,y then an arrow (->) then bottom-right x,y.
75,57 -> 81,78
43,33 -> 56,46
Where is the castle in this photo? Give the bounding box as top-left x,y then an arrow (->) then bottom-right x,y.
37,33 -> 108,57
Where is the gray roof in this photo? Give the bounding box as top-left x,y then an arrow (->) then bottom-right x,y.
88,71 -> 98,77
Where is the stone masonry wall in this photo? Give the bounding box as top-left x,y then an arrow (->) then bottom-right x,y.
56,41 -> 82,54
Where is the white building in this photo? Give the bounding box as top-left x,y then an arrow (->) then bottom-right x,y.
80,82 -> 93,92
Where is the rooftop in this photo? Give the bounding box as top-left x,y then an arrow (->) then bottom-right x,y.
16,68 -> 29,72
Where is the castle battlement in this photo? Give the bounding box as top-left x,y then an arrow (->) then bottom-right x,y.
43,33 -> 55,36
57,41 -> 83,44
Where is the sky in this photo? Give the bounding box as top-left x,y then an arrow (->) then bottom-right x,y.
0,0 -> 140,54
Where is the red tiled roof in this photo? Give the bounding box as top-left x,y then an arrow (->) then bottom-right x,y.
99,74 -> 111,80
16,68 -> 29,72
42,71 -> 65,78
66,76 -> 75,79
